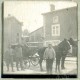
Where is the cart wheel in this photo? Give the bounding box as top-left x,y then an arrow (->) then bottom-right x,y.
31,56 -> 40,66
24,59 -> 30,69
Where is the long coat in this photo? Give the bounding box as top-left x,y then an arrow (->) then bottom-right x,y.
15,46 -> 22,58
4,48 -> 13,62
44,47 -> 56,59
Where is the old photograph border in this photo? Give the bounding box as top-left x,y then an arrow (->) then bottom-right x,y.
0,0 -> 79,79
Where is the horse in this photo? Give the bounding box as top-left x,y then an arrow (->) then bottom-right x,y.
68,38 -> 77,47
37,38 -> 77,73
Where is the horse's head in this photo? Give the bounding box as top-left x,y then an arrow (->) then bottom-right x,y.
58,39 -> 71,52
68,38 -> 77,47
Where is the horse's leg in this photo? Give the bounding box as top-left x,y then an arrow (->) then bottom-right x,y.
39,58 -> 43,71
58,60 -> 61,73
56,60 -> 61,74
55,59 -> 58,73
61,54 -> 66,69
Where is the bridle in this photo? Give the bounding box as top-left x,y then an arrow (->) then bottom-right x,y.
67,40 -> 72,53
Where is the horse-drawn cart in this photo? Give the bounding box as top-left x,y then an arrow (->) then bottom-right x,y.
22,42 -> 43,69
23,53 -> 40,69
22,45 -> 40,69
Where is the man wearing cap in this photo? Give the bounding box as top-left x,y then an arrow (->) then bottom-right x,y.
44,44 -> 56,74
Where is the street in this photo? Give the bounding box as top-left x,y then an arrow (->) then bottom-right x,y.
3,57 -> 77,75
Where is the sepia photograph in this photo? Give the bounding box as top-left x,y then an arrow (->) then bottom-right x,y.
2,0 -> 78,78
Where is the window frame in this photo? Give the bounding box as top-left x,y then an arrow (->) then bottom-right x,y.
52,24 -> 60,36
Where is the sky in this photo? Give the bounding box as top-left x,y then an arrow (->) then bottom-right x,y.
4,1 -> 77,32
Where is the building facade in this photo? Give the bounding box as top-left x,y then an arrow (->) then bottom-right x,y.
42,6 -> 77,46
28,6 -> 77,48
27,27 -> 44,47
4,15 -> 23,52
26,6 -> 77,56
29,27 -> 44,42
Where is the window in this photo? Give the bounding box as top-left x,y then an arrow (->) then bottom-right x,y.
52,24 -> 60,36
53,16 -> 58,23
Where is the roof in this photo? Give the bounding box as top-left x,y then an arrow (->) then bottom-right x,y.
4,16 -> 23,26
42,6 -> 77,15
29,27 -> 43,35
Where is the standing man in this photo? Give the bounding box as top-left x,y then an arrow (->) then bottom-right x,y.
4,44 -> 14,72
15,44 -> 24,71
44,44 -> 56,74
15,33 -> 24,71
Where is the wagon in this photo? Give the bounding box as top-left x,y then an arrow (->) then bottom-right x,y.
22,45 -> 40,69
23,52 -> 40,69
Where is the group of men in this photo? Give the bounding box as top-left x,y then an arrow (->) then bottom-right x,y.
4,42 -> 56,74
4,43 -> 24,72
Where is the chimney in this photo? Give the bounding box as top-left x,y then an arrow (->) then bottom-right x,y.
50,4 -> 55,11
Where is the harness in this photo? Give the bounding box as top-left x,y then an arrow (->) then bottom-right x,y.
67,41 -> 72,53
